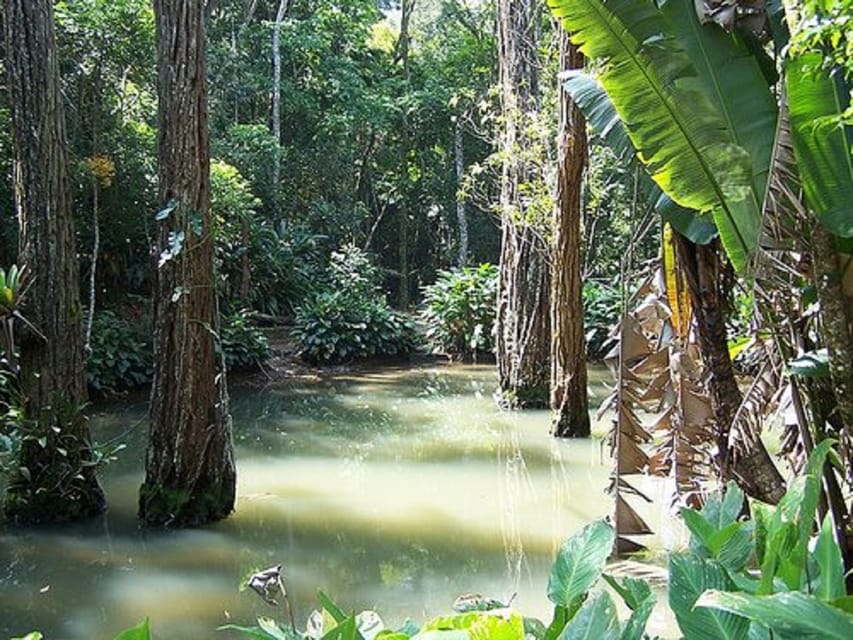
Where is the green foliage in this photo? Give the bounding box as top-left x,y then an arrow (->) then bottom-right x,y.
549,0 -> 776,272
211,160 -> 324,316
670,443 -> 852,639
219,313 -> 271,370
86,311 -> 153,394
419,264 -> 498,359
113,618 -> 152,640
547,519 -> 615,609
293,246 -> 420,364
582,281 -> 619,359
293,292 -> 419,365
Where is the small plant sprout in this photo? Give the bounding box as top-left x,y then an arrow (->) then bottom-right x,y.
247,564 -> 296,632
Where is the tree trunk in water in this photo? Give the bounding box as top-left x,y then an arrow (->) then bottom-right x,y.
3,0 -> 105,523
271,0 -> 289,222
454,119 -> 468,268
495,0 -> 550,408
140,0 -> 236,527
551,30 -> 590,437
675,234 -> 785,504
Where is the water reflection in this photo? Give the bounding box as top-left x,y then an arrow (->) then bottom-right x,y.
1,364 -> 625,639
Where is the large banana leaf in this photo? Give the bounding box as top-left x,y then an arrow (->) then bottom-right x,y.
696,590 -> 853,639
548,0 -> 774,271
787,52 -> 853,238
561,69 -> 717,244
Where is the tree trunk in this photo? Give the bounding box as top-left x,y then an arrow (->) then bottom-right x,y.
551,30 -> 590,437
3,0 -> 105,523
139,0 -> 236,527
454,119 -> 469,268
495,0 -> 550,408
812,225 -> 853,485
675,234 -> 785,504
271,0 -> 289,222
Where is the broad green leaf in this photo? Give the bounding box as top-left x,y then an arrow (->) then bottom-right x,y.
669,554 -> 748,640
681,507 -> 717,554
601,574 -> 652,611
787,53 -> 853,238
831,596 -> 853,614
661,0 -> 777,264
323,615 -> 360,640
696,590 -> 853,639
601,575 -> 655,640
787,349 -> 830,378
561,70 -> 715,245
813,514 -> 846,601
114,618 -> 152,640
548,0 -> 770,270
558,592 -> 620,640
11,634 -> 43,640
418,611 -> 525,640
547,519 -> 615,608
319,590 -> 348,623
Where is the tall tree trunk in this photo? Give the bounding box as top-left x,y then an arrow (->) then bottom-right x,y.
812,225 -> 853,484
551,30 -> 590,437
454,119 -> 469,268
3,0 -> 105,523
139,0 -> 236,527
271,0 -> 289,222
495,0 -> 550,408
675,234 -> 785,503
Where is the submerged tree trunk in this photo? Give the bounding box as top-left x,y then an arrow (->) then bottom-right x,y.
139,0 -> 236,527
3,0 -> 105,523
675,234 -> 785,503
551,30 -> 590,437
495,0 -> 551,408
454,119 -> 469,268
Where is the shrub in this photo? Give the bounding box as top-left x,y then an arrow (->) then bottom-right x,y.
219,312 -> 271,370
582,280 -> 620,359
419,263 -> 498,360
292,246 -> 420,364
86,311 -> 153,394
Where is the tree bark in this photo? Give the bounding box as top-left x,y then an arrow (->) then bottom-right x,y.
3,0 -> 105,523
495,0 -> 551,408
271,0 -> 289,222
140,0 -> 236,527
675,234 -> 785,504
551,30 -> 590,437
454,119 -> 469,267
812,225 -> 853,486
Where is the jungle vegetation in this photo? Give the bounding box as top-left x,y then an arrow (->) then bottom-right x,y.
0,0 -> 851,635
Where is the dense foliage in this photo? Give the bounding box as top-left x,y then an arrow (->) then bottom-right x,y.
420,263 -> 498,359
292,246 -> 420,364
86,310 -> 152,394
219,312 -> 272,371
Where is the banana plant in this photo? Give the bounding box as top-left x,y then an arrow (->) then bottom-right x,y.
548,0 -> 777,272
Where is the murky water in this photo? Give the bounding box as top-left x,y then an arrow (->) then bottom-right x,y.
0,363 -> 675,639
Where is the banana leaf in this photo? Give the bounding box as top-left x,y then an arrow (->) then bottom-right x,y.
548,0 -> 775,271
787,52 -> 853,238
561,69 -> 716,244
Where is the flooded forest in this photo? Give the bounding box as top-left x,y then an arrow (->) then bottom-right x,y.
1,1 -> 851,639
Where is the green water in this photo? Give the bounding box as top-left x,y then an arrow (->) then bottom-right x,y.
0,363 -> 674,639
